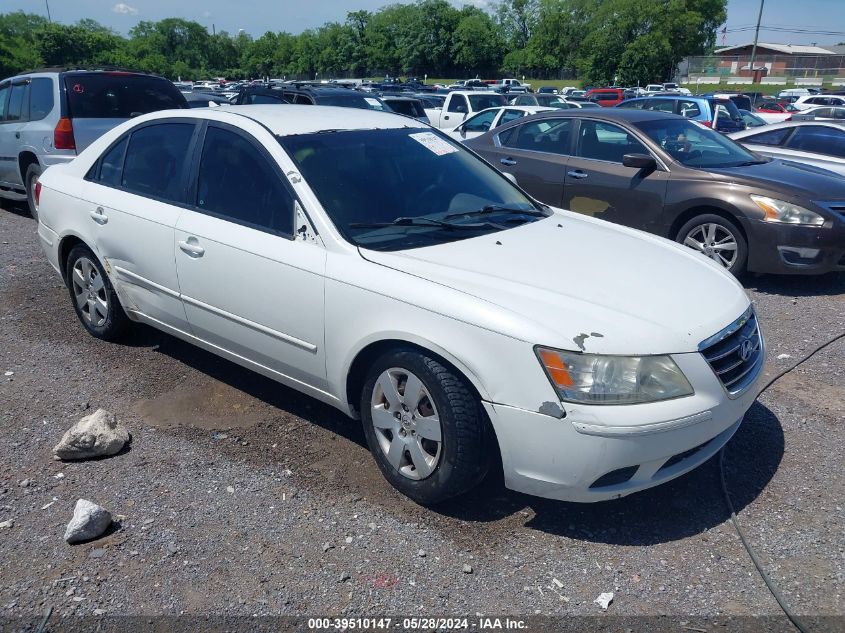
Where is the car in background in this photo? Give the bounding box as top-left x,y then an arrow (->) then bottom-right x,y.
790,106 -> 845,122
510,94 -> 581,109
381,96 -> 429,123
778,89 -> 812,100
729,121 -> 845,178
793,94 -> 845,111
738,109 -> 767,128
35,104 -> 766,506
232,87 -> 289,105
413,93 -> 446,110
184,92 -> 233,108
616,96 -> 746,133
239,85 -> 387,111
644,84 -> 664,93
537,87 -> 559,94
584,88 -> 626,107
0,68 -> 187,219
442,106 -> 554,141
428,91 -> 507,129
465,109 -> 845,275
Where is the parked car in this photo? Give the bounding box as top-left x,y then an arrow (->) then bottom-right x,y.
584,88 -> 626,107
729,121 -> 845,178
793,94 -> 845,110
510,94 -> 580,109
0,68 -> 187,219
616,96 -> 746,133
443,106 -> 554,141
644,84 -> 665,93
777,88 -> 811,100
790,106 -> 845,121
427,91 -> 507,129
704,93 -> 753,112
36,105 -> 765,504
738,109 -> 767,128
184,92 -> 233,108
237,85 -> 387,111
465,109 -> 845,275
537,86 -> 559,94
232,87 -> 289,105
380,96 -> 429,123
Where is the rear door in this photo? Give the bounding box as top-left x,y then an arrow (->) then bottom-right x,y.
477,117 -> 574,207
562,118 -> 668,231
174,122 -> 327,389
82,120 -> 197,331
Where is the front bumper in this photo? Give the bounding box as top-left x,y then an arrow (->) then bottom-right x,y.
745,217 -> 845,275
483,349 -> 761,502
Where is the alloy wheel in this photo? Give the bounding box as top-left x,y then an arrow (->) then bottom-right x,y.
683,222 -> 739,269
71,257 -> 109,328
370,367 -> 443,480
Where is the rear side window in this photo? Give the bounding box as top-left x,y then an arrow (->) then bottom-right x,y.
121,123 -> 195,201
64,74 -> 186,118
195,126 -> 294,236
577,120 -> 648,163
742,127 -> 791,146
98,137 -> 128,187
504,119 -> 573,155
448,95 -> 469,113
28,78 -> 54,121
645,99 -> 675,113
6,83 -> 29,122
784,126 -> 845,158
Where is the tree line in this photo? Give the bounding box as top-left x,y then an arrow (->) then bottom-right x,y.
0,0 -> 726,85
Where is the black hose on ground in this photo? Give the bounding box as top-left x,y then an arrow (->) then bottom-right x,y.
719,330 -> 845,633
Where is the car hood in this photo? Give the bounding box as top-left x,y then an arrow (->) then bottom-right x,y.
704,157 -> 845,200
360,211 -> 750,355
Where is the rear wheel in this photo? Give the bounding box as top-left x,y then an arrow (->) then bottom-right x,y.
25,163 -> 42,221
360,348 -> 490,505
66,244 -> 130,341
676,214 -> 748,275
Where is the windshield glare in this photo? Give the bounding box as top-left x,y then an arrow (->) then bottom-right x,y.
636,119 -> 762,168
279,128 -> 542,251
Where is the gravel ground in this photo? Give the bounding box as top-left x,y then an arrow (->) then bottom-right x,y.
0,201 -> 843,627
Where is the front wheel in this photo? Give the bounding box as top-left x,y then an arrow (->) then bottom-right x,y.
360,349 -> 491,505
676,214 -> 748,275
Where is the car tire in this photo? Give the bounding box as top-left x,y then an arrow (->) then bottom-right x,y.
360,348 -> 491,505
25,163 -> 42,221
675,213 -> 748,276
65,244 -> 130,341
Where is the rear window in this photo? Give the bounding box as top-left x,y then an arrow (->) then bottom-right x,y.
64,74 -> 186,119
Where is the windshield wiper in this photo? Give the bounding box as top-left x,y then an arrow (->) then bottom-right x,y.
349,216 -> 503,231
443,205 -> 547,221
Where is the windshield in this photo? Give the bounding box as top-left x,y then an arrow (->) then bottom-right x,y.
636,119 -> 763,168
279,128 -> 544,251
468,94 -> 507,110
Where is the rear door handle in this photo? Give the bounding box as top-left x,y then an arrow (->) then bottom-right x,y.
14,132 -> 20,139
567,170 -> 589,179
500,157 -> 517,166
89,207 -> 108,224
178,239 -> 205,258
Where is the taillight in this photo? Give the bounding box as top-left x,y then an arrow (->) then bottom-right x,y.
34,181 -> 42,206
700,120 -> 713,128
54,117 -> 76,150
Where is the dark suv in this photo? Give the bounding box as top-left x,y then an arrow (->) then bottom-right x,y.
465,109 -> 845,275
237,85 -> 387,111
0,68 -> 187,218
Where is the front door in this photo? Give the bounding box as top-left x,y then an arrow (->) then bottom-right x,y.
562,119 -> 668,232
174,123 -> 327,391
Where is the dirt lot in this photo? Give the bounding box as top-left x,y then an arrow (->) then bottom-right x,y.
1,200 -> 843,628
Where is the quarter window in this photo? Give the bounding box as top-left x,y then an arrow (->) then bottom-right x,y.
98,137 -> 128,187
195,126 -> 294,236
121,123 -> 195,201
503,119 -> 573,155
577,120 -> 648,163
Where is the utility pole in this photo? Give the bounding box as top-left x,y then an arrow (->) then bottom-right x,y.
749,0 -> 765,75
45,0 -> 51,22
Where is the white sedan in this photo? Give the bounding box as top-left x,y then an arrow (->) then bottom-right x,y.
442,106 -> 554,141
35,106 -> 763,504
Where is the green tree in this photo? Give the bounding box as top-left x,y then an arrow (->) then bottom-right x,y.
452,8 -> 503,75
0,11 -> 49,75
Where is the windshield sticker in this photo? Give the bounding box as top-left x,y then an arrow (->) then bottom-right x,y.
364,97 -> 381,107
409,132 -> 458,156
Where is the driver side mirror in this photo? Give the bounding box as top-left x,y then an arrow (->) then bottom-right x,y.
622,153 -> 656,170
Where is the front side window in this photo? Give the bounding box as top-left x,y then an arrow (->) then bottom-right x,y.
636,118 -> 762,168
28,78 -> 54,121
504,118 -> 573,155
196,126 -> 294,235
279,128 -> 545,251
577,120 -> 648,163
463,109 -> 498,132
785,126 -> 845,158
121,123 -> 195,201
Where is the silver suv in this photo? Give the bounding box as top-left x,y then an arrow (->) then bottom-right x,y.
0,69 -> 187,219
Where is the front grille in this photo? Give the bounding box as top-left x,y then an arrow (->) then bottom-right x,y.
699,308 -> 763,397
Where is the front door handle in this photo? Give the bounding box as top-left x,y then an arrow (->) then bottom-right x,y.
567,170 -> 589,179
500,157 -> 517,166
89,207 -> 108,224
178,239 -> 205,258
14,132 -> 20,139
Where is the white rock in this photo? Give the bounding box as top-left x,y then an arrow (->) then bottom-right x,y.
777,354 -> 791,360
53,409 -> 129,460
4,371 -> 13,377
64,499 -> 112,544
0,519 -> 13,529
594,592 -> 614,610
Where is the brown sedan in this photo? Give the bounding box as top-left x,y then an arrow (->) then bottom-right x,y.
464,109 -> 845,275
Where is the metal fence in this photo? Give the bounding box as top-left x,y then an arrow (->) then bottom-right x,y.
683,54 -> 845,85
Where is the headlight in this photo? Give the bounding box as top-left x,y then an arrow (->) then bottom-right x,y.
536,347 -> 694,405
750,195 -> 825,226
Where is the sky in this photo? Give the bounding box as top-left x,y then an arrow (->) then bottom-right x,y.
5,0 -> 845,45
